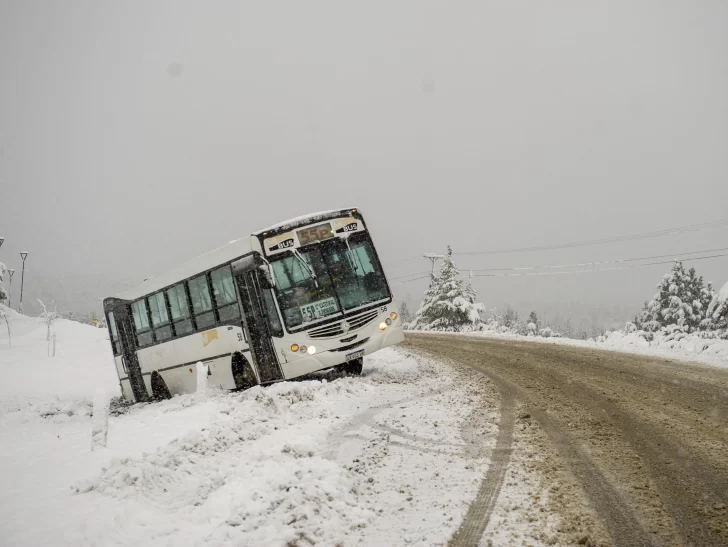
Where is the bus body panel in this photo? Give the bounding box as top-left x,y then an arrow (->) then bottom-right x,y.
133,325 -> 248,395
278,325 -> 404,379
270,306 -> 402,378
120,378 -> 134,401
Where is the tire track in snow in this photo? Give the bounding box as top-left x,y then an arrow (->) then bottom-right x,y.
324,387 -> 453,460
412,334 -> 660,547
448,376 -> 516,547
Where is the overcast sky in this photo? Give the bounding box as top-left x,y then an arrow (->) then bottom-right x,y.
1,1 -> 727,324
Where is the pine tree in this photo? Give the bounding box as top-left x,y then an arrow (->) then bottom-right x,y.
705,278 -> 728,330
399,301 -> 413,324
528,311 -> 540,329
641,261 -> 711,332
410,246 -> 484,331
409,270 -> 441,331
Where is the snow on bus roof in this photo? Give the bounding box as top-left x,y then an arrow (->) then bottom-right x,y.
254,207 -> 358,234
112,237 -> 253,302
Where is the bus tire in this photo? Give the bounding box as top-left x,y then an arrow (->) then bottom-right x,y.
342,358 -> 363,376
151,370 -> 171,400
232,352 -> 258,390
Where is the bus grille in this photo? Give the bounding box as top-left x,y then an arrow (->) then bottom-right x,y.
308,309 -> 379,339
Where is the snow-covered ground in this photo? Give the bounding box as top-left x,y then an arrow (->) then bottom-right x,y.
0,307 -> 501,546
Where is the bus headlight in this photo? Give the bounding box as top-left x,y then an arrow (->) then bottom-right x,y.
390,312 -> 398,320
379,322 -> 387,331
385,318 -> 392,326
307,345 -> 316,355
299,345 -> 308,353
290,344 -> 299,352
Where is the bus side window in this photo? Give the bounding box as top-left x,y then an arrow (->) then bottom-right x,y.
131,299 -> 154,347
167,283 -> 194,336
148,292 -> 173,342
188,274 -> 216,330
211,265 -> 241,323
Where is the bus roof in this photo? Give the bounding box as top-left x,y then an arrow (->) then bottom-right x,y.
111,237 -> 253,302
254,207 -> 358,235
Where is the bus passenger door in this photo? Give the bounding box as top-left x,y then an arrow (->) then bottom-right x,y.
233,258 -> 284,383
115,306 -> 150,402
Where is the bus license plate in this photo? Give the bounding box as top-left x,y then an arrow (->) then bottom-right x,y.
345,350 -> 364,362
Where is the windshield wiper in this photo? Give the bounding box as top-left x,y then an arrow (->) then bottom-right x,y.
291,248 -> 319,288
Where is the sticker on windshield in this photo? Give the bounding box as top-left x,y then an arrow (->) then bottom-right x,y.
300,297 -> 339,323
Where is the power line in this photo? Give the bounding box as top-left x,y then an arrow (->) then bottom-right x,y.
473,253 -> 728,278
457,219 -> 728,256
392,246 -> 728,280
466,246 -> 728,272
383,218 -> 728,267
393,250 -> 728,283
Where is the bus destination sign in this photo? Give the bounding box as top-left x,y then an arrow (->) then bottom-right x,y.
296,223 -> 334,246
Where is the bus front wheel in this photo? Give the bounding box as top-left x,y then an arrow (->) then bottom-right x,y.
341,358 -> 363,376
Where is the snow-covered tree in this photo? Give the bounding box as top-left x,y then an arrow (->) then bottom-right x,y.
0,262 -> 8,304
705,278 -> 728,330
0,306 -> 10,345
409,246 -> 484,331
37,299 -> 58,342
408,270 -> 442,331
528,311 -> 540,329
637,261 -> 712,332
399,301 -> 413,324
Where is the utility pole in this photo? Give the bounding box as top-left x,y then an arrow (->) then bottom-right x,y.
19,252 -> 28,314
7,269 -> 14,307
423,253 -> 443,276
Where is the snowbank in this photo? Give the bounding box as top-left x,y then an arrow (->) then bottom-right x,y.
0,313 -> 490,546
410,327 -> 728,369
0,306 -> 119,417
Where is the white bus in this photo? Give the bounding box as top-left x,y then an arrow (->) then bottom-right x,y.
103,208 -> 404,402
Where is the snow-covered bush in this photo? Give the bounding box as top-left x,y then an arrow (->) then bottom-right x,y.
37,299 -> 58,342
538,327 -> 559,338
409,246 -> 484,332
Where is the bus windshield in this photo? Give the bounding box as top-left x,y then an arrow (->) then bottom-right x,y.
270,233 -> 390,330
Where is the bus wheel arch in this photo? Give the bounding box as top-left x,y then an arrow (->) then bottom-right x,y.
151,370 -> 172,400
232,352 -> 258,390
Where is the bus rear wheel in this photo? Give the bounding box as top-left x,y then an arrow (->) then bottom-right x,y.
232,352 -> 258,390
340,357 -> 363,376
151,371 -> 171,400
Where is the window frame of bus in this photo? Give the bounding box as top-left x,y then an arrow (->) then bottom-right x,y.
114,253 -> 262,350
188,272 -> 217,331
107,310 -> 121,355
131,298 -> 154,347
147,291 -> 173,342
210,265 -> 241,323
166,282 -> 194,336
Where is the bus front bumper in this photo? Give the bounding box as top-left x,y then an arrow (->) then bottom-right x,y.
279,325 -> 405,379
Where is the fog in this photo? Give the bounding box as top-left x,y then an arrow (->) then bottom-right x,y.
1,1 -> 727,328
